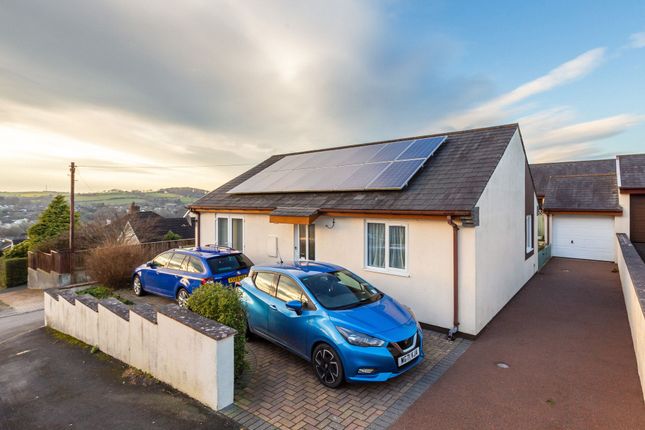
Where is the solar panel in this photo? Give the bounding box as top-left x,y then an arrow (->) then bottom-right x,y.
397,136 -> 446,160
227,135 -> 446,193
366,159 -> 425,190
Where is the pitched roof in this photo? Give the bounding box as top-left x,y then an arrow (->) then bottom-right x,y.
618,154 -> 645,189
542,173 -> 621,213
190,124 -> 520,214
530,159 -> 616,197
127,211 -> 194,242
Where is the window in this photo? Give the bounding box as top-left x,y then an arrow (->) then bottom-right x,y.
276,275 -> 305,302
167,253 -> 186,270
186,257 -> 204,274
295,224 -> 315,260
525,215 -> 534,253
254,272 -> 277,296
365,221 -> 407,272
216,215 -> 244,250
206,254 -> 253,275
152,251 -> 173,267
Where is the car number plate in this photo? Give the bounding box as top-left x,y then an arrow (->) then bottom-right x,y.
397,347 -> 420,367
228,274 -> 246,284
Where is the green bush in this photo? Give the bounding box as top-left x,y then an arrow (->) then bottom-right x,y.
4,241 -> 29,259
162,230 -> 182,241
3,257 -> 28,288
187,282 -> 247,379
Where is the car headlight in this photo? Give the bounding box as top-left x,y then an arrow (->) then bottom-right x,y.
336,326 -> 385,347
404,305 -> 422,330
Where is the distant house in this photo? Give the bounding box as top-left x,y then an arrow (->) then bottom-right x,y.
121,203 -> 194,244
189,124 -> 538,337
531,154 -> 645,261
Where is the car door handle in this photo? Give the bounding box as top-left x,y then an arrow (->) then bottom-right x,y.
269,304 -> 278,311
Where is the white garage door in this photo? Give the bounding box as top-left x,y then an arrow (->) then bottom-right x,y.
552,215 -> 615,261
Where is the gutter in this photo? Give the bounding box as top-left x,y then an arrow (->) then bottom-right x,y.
447,216 -> 460,341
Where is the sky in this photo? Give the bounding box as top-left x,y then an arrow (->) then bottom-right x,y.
0,0 -> 644,192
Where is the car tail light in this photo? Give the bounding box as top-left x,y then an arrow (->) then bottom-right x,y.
201,277 -> 213,285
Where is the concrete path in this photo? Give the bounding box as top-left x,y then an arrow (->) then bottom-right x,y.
395,258 -> 645,430
0,286 -> 45,343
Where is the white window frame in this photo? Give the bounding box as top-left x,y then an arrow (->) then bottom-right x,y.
215,214 -> 245,251
364,220 -> 409,276
525,214 -> 533,253
294,224 -> 315,261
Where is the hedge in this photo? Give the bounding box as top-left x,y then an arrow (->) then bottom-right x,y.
3,257 -> 28,288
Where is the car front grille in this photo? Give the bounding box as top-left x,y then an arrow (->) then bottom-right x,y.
386,333 -> 417,358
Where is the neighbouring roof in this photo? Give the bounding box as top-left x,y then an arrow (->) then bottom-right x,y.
190,124 -> 520,214
126,211 -> 194,242
618,154 -> 645,189
542,174 -> 621,213
530,159 -> 616,197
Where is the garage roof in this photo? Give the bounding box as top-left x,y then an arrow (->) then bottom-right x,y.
618,154 -> 645,189
190,124 -> 520,215
530,159 -> 615,197
542,173 -> 621,213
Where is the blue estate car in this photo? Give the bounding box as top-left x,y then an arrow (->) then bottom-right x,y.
132,246 -> 253,307
239,261 -> 424,388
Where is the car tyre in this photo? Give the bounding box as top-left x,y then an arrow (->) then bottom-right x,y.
132,275 -> 145,297
177,288 -> 190,308
312,343 -> 344,388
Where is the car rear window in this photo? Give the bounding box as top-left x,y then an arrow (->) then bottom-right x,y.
206,254 -> 253,275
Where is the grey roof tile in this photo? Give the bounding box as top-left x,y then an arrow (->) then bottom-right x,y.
530,159 -> 615,197
618,154 -> 645,189
542,173 -> 621,212
190,124 -> 520,213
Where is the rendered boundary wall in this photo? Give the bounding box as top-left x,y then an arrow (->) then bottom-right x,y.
44,289 -> 236,410
616,234 -> 645,402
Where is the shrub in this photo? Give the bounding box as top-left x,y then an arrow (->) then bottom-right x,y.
4,241 -> 29,259
85,245 -> 145,290
3,257 -> 28,288
162,230 -> 182,241
187,282 -> 247,379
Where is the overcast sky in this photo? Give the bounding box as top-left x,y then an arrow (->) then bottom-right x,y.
1,0 -> 644,192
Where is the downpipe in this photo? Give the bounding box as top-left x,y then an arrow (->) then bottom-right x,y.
447,216 -> 460,341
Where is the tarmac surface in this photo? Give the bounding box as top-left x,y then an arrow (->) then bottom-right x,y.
395,258 -> 645,429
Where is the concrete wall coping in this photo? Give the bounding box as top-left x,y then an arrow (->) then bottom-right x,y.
158,304 -> 237,341
58,290 -> 77,304
617,233 -> 645,314
76,295 -> 99,311
44,289 -> 59,300
131,303 -> 157,323
98,298 -> 130,321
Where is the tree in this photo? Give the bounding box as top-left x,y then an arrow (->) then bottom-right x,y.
163,230 -> 182,241
27,195 -> 79,249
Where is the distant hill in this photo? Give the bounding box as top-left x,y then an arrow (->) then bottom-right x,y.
0,188 -> 208,239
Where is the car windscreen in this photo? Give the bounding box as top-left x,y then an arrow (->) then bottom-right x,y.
300,270 -> 381,310
206,254 -> 253,275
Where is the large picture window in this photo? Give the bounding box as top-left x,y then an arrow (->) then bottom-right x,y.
365,221 -> 407,272
216,215 -> 244,250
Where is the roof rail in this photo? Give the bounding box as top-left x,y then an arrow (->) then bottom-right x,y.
198,243 -> 239,253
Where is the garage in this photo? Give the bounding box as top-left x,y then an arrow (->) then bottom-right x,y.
552,215 -> 615,261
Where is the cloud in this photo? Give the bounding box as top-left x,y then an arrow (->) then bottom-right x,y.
433,48 -> 606,130
629,32 -> 645,49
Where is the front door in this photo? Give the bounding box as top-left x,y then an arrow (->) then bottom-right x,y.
294,224 -> 315,261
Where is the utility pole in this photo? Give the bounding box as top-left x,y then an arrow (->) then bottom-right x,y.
69,162 -> 76,274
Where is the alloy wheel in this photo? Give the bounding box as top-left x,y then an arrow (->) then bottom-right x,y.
314,347 -> 340,386
133,276 -> 142,296
177,289 -> 189,308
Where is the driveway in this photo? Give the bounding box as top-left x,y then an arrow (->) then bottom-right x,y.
395,258 -> 645,429
0,287 -> 44,343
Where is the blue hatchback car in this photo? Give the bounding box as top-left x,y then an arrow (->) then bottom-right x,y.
132,246 -> 253,307
239,261 -> 424,388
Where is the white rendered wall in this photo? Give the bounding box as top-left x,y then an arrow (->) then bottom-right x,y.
43,292 -> 235,410
616,192 -> 630,236
473,131 -> 538,334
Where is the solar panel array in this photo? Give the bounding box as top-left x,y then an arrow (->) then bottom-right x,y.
228,135 -> 447,194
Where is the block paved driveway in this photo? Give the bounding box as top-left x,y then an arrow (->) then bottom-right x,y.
224,330 -> 470,430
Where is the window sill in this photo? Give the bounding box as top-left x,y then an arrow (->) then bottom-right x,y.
363,266 -> 410,278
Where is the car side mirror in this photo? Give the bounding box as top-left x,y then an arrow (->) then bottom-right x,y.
286,300 -> 303,315
146,261 -> 156,268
